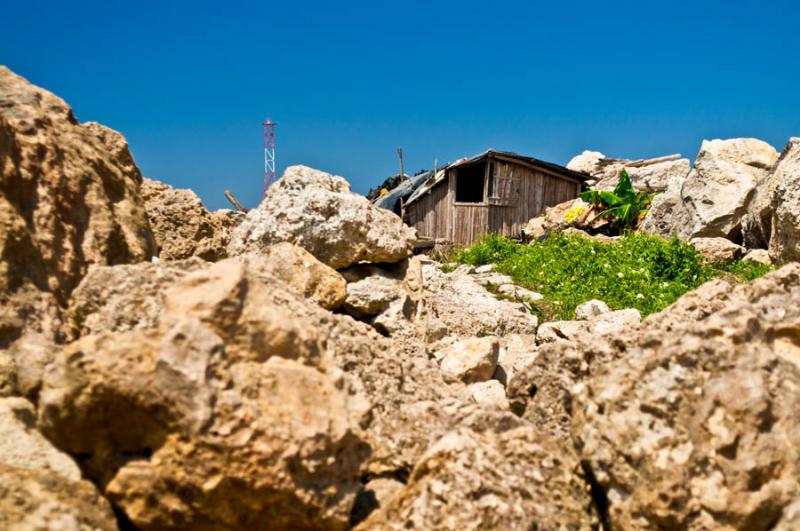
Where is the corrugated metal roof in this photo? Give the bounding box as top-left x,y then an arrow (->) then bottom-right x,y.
404,149 -> 590,208
373,170 -> 432,212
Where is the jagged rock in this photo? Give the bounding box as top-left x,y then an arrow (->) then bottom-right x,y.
228,165 -> 416,268
50,253 -> 449,479
63,258 -> 208,341
422,262 -> 538,337
744,248 -> 771,265
357,424 -> 597,530
474,264 -> 495,274
495,283 -> 543,301
245,242 -> 347,310
5,332 -> 58,400
471,271 -> 514,287
0,464 -> 117,531
642,138 -> 779,240
575,299 -> 610,319
350,477 -> 405,525
774,500 -> 800,531
0,350 -> 13,397
571,264 -> 800,529
507,309 -> 642,444
0,396 -> 117,530
0,66 -> 154,347
437,337 -> 499,383
567,150 -> 691,192
0,396 -> 82,481
537,309 -> 641,345
468,380 -> 509,409
521,198 -> 594,239
340,259 -> 423,336
496,334 -> 538,384
38,259 -> 371,530
342,266 -> 406,318
690,236 -> 745,263
141,177 -> 232,261
744,137 -> 800,262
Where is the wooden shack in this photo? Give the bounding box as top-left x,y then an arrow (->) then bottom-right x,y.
402,150 -> 589,247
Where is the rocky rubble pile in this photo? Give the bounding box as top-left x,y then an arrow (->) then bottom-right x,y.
141,178 -> 241,261
2,65 -> 800,531
537,138 -> 800,265
567,150 -> 691,192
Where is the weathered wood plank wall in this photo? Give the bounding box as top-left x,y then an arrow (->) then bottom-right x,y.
406,155 -> 581,247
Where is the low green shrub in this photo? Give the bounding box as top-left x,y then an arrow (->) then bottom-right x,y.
453,233 -> 773,321
579,169 -> 654,229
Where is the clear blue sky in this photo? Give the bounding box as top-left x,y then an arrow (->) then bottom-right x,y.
4,0 -> 799,210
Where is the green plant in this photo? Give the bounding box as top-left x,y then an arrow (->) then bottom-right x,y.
437,263 -> 458,274
579,169 -> 654,229
718,259 -> 773,282
452,233 -> 773,322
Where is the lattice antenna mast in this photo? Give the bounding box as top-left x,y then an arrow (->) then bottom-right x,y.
262,118 -> 277,198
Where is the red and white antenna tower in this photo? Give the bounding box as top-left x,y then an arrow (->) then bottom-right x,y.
262,117 -> 276,198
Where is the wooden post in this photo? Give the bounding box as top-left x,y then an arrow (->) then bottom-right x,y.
224,190 -> 245,212
397,147 -> 405,179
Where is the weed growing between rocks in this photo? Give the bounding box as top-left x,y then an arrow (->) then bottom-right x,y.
454,233 -> 773,321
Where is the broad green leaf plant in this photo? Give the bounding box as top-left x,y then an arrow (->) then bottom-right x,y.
579,169 -> 654,229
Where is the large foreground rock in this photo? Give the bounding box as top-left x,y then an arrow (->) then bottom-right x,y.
572,264 -> 800,529
642,138 -> 778,240
246,242 -> 347,310
358,423 -> 597,530
744,137 -> 800,262
0,66 -> 154,346
52,254 -> 603,527
0,464 -> 117,530
0,396 -> 117,529
567,150 -> 690,192
141,177 -> 232,261
39,259 -> 370,530
228,165 -> 416,268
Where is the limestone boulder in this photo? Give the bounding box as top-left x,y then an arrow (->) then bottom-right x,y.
571,264 -> 800,529
642,138 -> 778,240
575,299 -> 610,319
228,165 -> 416,268
38,259 -> 371,530
350,477 -> 406,526
421,261 -> 538,337
690,236 -> 745,263
568,150 -> 691,192
507,309 -> 641,443
342,266 -> 406,318
245,242 -> 347,310
0,66 -> 154,346
141,177 -> 232,261
468,380 -> 509,409
521,198 -> 593,239
744,137 -> 800,262
496,333 -> 538,384
744,248 -> 772,265
340,259 -> 423,336
357,424 -> 597,530
774,500 -> 800,531
436,336 -> 499,383
0,396 -> 117,530
63,257 -> 208,341
0,396 -> 82,481
537,308 -> 641,345
0,464 -> 117,531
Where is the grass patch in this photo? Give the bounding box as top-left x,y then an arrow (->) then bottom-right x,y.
453,233 -> 773,321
